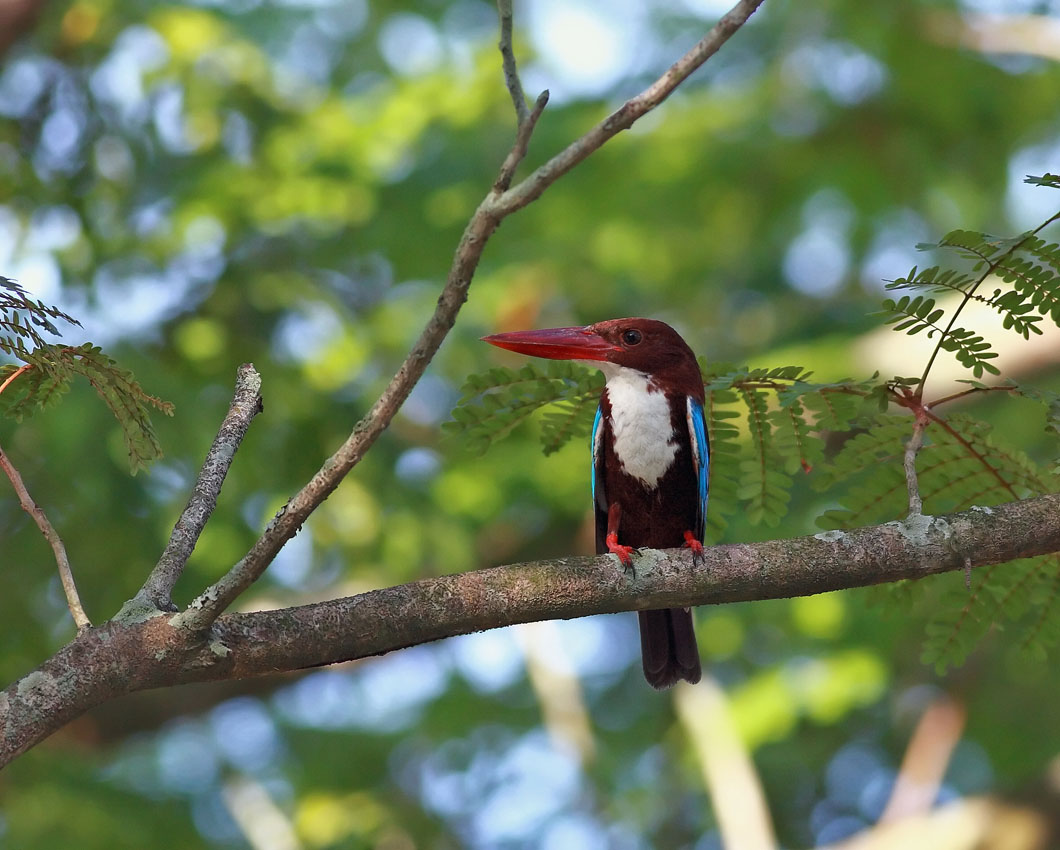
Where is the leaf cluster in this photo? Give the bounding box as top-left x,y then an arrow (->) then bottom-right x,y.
450,182 -> 1060,671
701,363 -> 879,535
816,408 -> 1060,670
1,277 -> 172,471
1,277 -> 81,357
447,358 -> 881,537
443,360 -> 604,457
882,177 -> 1060,379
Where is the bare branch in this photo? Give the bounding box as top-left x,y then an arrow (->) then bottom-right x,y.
493,89 -> 550,193
497,0 -> 530,125
492,0 -> 767,217
903,413 -> 928,517
173,0 -> 766,632
4,492 -> 1060,767
0,442 -> 90,631
927,384 -> 1016,408
0,363 -> 32,396
122,364 -> 263,616
492,0 -> 549,192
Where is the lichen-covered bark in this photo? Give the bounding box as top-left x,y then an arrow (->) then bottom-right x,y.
3,493 -> 1058,767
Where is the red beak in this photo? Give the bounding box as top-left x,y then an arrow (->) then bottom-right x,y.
482,326 -> 617,361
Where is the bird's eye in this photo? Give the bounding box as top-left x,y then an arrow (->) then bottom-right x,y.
621,329 -> 642,346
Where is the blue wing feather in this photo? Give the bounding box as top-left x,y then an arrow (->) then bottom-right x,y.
591,404 -> 603,509
686,397 -> 709,541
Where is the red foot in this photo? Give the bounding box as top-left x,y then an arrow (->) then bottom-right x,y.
683,530 -> 705,564
605,532 -> 635,568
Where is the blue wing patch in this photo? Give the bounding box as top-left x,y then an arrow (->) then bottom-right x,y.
591,404 -> 603,509
686,397 -> 709,541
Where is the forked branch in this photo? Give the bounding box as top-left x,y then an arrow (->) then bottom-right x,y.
122,363 -> 263,617
173,0 -> 767,632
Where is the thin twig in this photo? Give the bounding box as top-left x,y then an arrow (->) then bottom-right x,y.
123,364 -> 263,616
0,442 -> 90,631
497,0 -> 529,125
174,0 -> 767,633
0,363 -> 32,397
922,407 -> 1020,501
903,413 -> 928,517
493,0 -> 767,217
927,384 -> 1016,408
492,0 -> 548,192
493,89 -> 549,192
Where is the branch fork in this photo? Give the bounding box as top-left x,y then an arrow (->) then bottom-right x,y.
1,0 -> 769,764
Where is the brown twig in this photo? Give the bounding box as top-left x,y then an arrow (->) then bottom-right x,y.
903,412 -> 928,517
926,384 -> 1017,408
174,0 -> 767,633
493,0 -> 767,217
0,362 -> 32,396
493,89 -> 549,193
120,364 -> 263,618
496,0 -> 529,125
492,0 -> 549,192
0,442 -> 90,631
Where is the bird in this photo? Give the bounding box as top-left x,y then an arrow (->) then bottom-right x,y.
483,318 -> 707,688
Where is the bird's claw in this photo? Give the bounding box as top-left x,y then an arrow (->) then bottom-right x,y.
683,531 -> 705,567
606,532 -> 637,576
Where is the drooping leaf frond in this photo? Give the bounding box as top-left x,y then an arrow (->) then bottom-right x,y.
0,277 -> 81,356
450,358 -> 879,532
882,194 -> 1060,381
704,397 -> 741,542
880,295 -> 1000,377
444,360 -> 604,456
0,279 -> 173,471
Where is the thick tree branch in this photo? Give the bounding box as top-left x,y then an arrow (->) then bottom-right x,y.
0,442 -> 90,632
173,0 -> 764,633
121,364 -> 263,616
4,493 -> 1059,767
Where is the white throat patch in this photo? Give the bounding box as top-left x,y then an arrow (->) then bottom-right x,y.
597,364 -> 677,488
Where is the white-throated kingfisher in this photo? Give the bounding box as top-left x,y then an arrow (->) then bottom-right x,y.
483,318 -> 706,689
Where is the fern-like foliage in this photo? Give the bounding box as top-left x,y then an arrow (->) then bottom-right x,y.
443,360 -> 604,456
816,408 -> 1060,670
448,357 -> 880,537
1,277 -> 81,355
880,294 -> 1000,376
0,277 -> 173,471
454,179 -> 1060,671
882,182 -> 1060,380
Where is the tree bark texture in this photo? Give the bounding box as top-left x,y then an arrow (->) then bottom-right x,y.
3,492 -> 1059,767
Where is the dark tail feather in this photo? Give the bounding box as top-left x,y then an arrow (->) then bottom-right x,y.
638,608 -> 702,690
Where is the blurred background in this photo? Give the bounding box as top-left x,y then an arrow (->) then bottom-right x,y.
2,0 -> 1060,846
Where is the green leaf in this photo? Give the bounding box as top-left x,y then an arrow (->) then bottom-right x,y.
447,360 -> 603,456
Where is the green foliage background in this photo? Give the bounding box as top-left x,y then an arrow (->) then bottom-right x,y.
2,0 -> 1060,846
